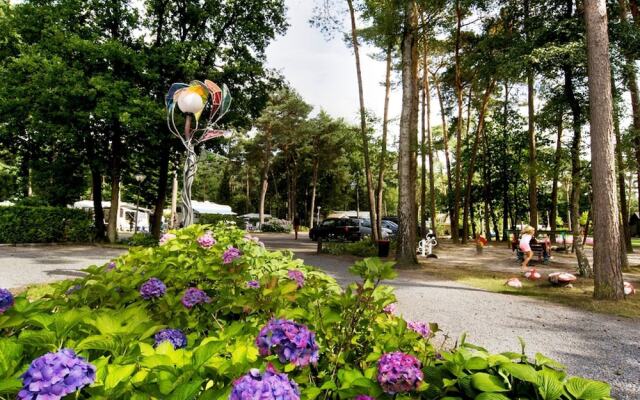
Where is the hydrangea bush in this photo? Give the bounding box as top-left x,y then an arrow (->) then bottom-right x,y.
0,224 -> 613,399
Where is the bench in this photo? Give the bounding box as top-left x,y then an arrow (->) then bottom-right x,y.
515,242 -> 550,264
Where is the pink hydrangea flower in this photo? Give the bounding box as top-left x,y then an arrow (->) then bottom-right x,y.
197,232 -> 216,249
159,233 -> 176,245
383,303 -> 396,314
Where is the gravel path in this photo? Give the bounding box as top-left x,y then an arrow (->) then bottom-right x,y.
258,233 -> 640,400
0,245 -> 126,289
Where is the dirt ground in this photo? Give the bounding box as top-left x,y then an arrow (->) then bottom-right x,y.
423,239 -> 640,283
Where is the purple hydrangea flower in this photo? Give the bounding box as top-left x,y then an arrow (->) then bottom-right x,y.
181,287 -> 211,308
0,288 -> 14,315
377,352 -> 423,394
287,269 -> 305,288
407,321 -> 431,338
256,319 -> 319,367
140,278 -> 166,299
18,348 -> 96,400
223,247 -> 242,264
65,285 -> 82,295
106,261 -> 116,271
354,396 -> 375,400
382,303 -> 396,314
154,328 -> 187,349
159,233 -> 176,245
247,280 -> 260,289
230,364 -> 300,400
197,232 -> 216,249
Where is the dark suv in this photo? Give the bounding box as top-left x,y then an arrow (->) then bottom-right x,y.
309,218 -> 361,242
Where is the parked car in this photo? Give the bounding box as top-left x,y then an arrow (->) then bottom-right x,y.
309,218 -> 361,242
351,218 -> 393,239
382,216 -> 399,225
381,220 -> 398,235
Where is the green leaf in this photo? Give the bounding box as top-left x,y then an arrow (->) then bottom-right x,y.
499,362 -> 539,383
0,339 -> 23,376
475,393 -> 511,400
0,377 -> 22,394
18,330 -> 56,350
471,373 -> 509,392
465,357 -> 489,370
565,377 -> 611,399
169,379 -> 205,400
76,335 -> 120,353
303,386 -> 322,400
537,369 -> 564,400
535,353 -> 565,370
105,364 -> 136,390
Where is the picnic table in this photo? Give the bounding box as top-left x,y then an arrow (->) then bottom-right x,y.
506,229 -> 570,251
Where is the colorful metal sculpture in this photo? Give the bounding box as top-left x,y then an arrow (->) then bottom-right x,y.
166,80 -> 232,227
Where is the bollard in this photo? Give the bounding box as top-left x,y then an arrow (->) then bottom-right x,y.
317,237 -> 322,254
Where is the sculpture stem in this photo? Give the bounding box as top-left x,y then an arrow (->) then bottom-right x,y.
181,115 -> 197,227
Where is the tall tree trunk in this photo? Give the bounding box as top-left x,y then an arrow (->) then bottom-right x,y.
564,65 -> 591,276
584,0 -> 625,299
502,82 -> 510,242
619,0 -> 640,217
151,146 -> 170,239
107,128 -> 122,243
612,76 -> 633,255
420,48 -> 428,236
346,0 -> 378,240
376,43 -> 392,233
433,75 -> 453,236
550,111 -> 563,243
482,110 -> 492,241
310,157 -> 319,228
258,130 -> 271,227
563,0 -> 591,275
396,0 -> 419,267
462,80 -> 496,244
452,0 -> 464,244
86,133 -> 105,241
525,0 -> 538,229
425,57 -> 436,235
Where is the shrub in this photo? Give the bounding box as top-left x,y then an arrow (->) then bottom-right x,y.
126,232 -> 158,247
0,206 -> 93,243
261,218 -> 292,232
0,224 -> 612,399
322,240 -> 379,257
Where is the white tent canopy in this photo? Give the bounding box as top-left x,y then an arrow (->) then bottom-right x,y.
240,213 -> 271,220
191,201 -> 235,216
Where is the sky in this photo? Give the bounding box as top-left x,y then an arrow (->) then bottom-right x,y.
265,0 -> 402,132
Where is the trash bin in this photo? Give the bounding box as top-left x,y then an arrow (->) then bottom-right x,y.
377,240 -> 390,257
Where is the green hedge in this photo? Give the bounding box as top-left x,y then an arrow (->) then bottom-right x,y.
197,213 -> 246,229
0,206 -> 93,243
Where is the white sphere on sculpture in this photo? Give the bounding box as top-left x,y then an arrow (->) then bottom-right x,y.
177,92 -> 205,114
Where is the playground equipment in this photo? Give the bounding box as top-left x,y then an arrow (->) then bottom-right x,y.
417,230 -> 438,258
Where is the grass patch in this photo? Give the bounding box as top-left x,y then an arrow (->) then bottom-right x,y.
424,265 -> 640,319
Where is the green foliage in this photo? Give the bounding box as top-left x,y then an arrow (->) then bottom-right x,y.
0,225 -> 611,398
0,206 -> 93,243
